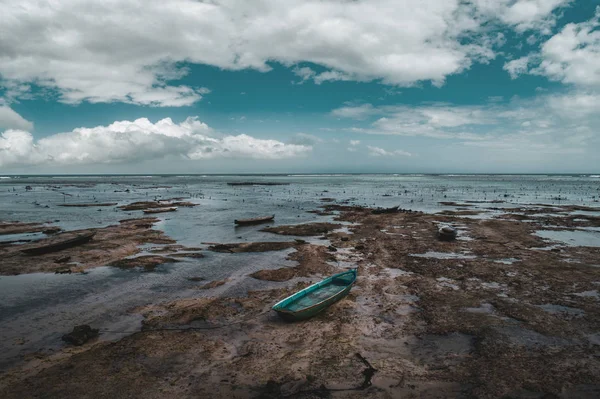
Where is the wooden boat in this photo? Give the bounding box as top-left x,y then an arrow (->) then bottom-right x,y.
372,206 -> 400,214
21,232 -> 96,255
143,207 -> 177,214
438,225 -> 457,241
234,215 -> 274,225
272,269 -> 357,321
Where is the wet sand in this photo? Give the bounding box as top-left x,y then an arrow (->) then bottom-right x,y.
1,204 -> 599,398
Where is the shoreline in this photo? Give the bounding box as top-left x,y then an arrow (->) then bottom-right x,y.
1,202 -> 599,397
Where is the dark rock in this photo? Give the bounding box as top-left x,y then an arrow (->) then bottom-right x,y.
327,245 -> 338,252
55,268 -> 72,274
62,325 -> 99,346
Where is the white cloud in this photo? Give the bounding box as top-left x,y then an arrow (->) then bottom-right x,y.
470,0 -> 572,33
367,146 -> 412,157
347,139 -> 361,151
0,0 -> 570,106
504,55 -> 534,79
0,104 -> 34,131
0,117 -> 311,167
334,90 -> 600,156
504,7 -> 600,85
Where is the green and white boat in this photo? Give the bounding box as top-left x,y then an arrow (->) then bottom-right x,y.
272,269 -> 357,321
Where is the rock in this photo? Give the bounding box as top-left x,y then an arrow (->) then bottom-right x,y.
438,225 -> 457,241
55,268 -> 72,274
109,256 -> 180,270
187,276 -> 205,282
327,245 -> 338,252
54,256 -> 71,264
341,237 -> 349,242
199,279 -> 228,289
62,325 -> 99,346
207,242 -> 296,253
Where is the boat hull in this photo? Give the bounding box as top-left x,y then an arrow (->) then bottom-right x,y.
234,215 -> 274,225
272,269 -> 357,321
21,232 -> 96,255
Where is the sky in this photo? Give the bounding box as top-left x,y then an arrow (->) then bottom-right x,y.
1,0 -> 599,174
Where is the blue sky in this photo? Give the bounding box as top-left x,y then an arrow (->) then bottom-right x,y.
1,0 -> 599,173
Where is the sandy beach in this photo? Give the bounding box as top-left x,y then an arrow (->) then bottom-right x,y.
1,186 -> 599,398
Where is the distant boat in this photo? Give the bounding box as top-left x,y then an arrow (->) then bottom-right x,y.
438,225 -> 457,241
143,207 -> 177,214
234,215 -> 274,225
272,269 -> 357,321
21,232 -> 96,255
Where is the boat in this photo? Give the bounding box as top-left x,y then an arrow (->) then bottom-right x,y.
372,206 -> 400,214
21,232 -> 96,255
234,215 -> 274,225
272,269 -> 357,321
438,225 -> 457,241
143,207 -> 177,214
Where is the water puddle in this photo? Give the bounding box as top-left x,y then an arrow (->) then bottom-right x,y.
537,304 -> 585,318
385,268 -> 414,278
463,303 -> 495,314
0,231 -> 47,244
493,258 -> 521,265
572,290 -> 599,299
535,230 -> 600,247
410,251 -> 477,260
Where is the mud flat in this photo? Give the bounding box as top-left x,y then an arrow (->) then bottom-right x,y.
1,204 -> 599,398
0,218 -> 179,275
0,221 -> 59,236
118,201 -> 197,211
206,241 -> 297,253
261,222 -> 342,236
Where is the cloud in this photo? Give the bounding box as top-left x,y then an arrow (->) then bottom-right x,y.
0,1 -> 570,106
331,104 -> 376,120
0,117 -> 311,167
504,55 -> 534,79
470,0 -> 572,33
334,90 -> 600,156
367,146 -> 412,157
0,104 -> 34,131
504,7 -> 600,85
347,139 -> 361,152
288,133 -> 324,146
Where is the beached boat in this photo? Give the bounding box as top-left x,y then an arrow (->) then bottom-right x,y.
21,232 -> 96,255
438,225 -> 457,241
272,269 -> 357,321
234,215 -> 274,225
143,207 -> 177,214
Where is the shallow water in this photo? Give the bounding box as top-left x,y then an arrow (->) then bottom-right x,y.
0,173 -> 598,369
535,230 -> 600,247
410,252 -> 477,260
